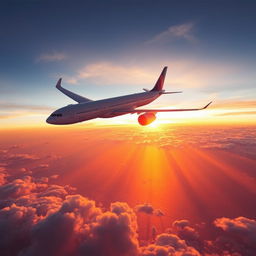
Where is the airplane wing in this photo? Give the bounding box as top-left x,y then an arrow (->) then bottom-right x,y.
115,102 -> 212,114
56,78 -> 92,103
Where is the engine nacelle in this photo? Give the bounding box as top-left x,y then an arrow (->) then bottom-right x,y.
138,113 -> 156,126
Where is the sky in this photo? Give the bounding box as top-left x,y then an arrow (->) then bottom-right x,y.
0,0 -> 256,127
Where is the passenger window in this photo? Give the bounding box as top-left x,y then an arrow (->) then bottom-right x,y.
51,113 -> 62,117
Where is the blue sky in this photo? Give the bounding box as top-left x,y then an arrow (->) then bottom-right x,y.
0,0 -> 256,126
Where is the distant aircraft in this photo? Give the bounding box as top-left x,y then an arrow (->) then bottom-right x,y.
46,67 -> 212,126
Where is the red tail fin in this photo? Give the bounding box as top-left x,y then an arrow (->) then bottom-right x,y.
151,66 -> 168,91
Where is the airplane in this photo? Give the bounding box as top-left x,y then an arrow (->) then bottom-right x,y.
46,66 -> 212,126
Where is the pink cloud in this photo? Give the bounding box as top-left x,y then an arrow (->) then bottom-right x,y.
0,176 -> 37,199
140,233 -> 201,256
0,167 -> 7,185
146,22 -> 197,44
0,170 -> 256,255
135,203 -> 164,217
215,217 -> 256,249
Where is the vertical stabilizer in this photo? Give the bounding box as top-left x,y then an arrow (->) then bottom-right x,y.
151,66 -> 168,91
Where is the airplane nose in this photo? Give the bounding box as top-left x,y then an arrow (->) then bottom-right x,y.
46,116 -> 53,124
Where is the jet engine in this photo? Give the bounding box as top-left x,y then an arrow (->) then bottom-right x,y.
138,113 -> 156,126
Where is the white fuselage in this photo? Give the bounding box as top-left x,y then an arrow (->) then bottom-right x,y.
46,91 -> 160,125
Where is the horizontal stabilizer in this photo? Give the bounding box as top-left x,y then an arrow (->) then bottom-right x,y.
162,91 -> 182,94
56,78 -> 92,103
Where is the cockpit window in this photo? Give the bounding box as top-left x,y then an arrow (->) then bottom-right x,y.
51,113 -> 62,117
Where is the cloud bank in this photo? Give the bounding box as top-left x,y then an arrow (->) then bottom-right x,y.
1,132 -> 256,255
1,163 -> 256,256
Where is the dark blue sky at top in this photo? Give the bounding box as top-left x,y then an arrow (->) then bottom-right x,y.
0,0 -> 256,107
1,0 -> 256,58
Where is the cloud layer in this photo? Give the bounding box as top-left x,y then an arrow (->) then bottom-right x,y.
0,127 -> 256,255
1,163 -> 256,255
77,62 -> 155,85
0,173 -> 248,255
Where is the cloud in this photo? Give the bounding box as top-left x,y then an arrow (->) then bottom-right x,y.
0,204 -> 40,256
0,112 -> 48,120
80,201 -> 139,256
140,233 -> 201,256
4,154 -> 39,161
172,220 -> 200,247
211,100 -> 256,117
0,162 -> 140,256
73,60 -> 225,88
1,162 -> 256,255
154,209 -> 164,217
49,174 -> 59,180
173,220 -> 190,229
135,203 -> 154,215
0,168 -> 7,185
215,217 -> 256,247
0,176 -> 37,199
216,111 -> 256,116
0,102 -> 54,121
36,52 -> 67,62
0,150 -> 52,176
146,22 -> 196,44
206,217 -> 256,255
58,75 -> 79,85
77,62 -> 155,85
39,184 -> 69,198
1,139 -> 256,255
63,58 -> 248,91
212,100 -> 256,110
118,125 -> 256,159
135,203 -> 164,216
0,153 -> 39,170
0,113 -> 28,119
0,176 -> 139,256
20,195 -> 102,256
0,103 -> 53,111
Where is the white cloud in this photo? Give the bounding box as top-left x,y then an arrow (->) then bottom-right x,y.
146,22 -> 196,44
36,52 -> 67,62
57,75 -> 78,85
70,59 -> 238,89
77,62 -> 156,85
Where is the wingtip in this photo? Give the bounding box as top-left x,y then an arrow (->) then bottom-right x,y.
204,101 -> 212,109
56,78 -> 62,88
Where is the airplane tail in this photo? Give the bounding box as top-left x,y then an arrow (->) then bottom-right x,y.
151,66 -> 168,91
